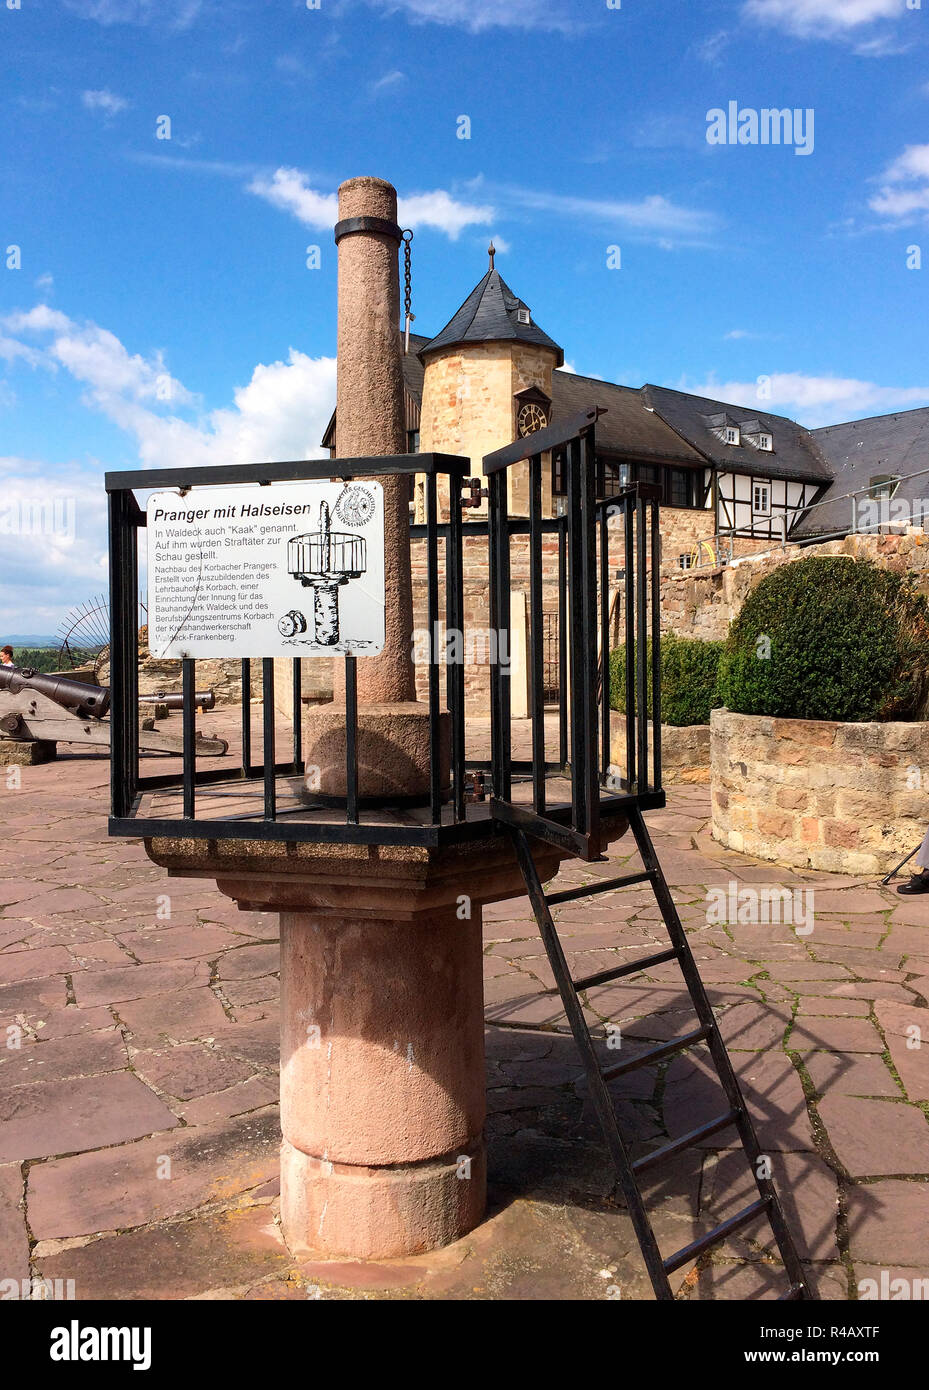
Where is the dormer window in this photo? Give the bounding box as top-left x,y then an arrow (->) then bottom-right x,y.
740,420 -> 773,451
869,475 -> 899,501
517,307 -> 531,325
725,426 -> 740,446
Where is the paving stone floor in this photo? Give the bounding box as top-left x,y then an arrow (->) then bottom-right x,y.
1,726 -> 928,1301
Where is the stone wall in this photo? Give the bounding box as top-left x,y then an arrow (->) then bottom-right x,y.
410,530 -> 562,715
710,707 -> 929,875
661,529 -> 929,642
610,712 -> 711,784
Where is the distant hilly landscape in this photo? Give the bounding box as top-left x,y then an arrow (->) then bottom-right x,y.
2,635 -> 59,647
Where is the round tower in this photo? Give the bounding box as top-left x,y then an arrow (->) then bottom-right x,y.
417,245 -> 563,517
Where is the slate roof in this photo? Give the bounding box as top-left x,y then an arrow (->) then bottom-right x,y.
550,372 -> 705,466
793,405 -> 929,539
643,384 -> 833,485
419,269 -> 564,366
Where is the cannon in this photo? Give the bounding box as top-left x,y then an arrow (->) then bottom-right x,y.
138,689 -> 216,711
0,666 -> 227,758
0,666 -> 110,718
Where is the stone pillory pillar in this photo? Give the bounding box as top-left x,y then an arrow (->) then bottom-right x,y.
302,176 -> 448,802
134,174 -> 634,1263
144,174 -> 548,1261
332,176 -> 414,704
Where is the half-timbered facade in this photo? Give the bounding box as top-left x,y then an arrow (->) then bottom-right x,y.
322,254 -> 922,560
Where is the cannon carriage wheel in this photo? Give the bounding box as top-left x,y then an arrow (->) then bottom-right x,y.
56,593 -> 147,680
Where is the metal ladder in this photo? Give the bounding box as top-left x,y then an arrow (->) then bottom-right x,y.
508,802 -> 811,1302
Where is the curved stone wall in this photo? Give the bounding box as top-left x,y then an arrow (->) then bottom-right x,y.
710,708 -> 929,875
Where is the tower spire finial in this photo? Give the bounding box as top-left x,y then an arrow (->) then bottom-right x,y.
488,240 -> 496,271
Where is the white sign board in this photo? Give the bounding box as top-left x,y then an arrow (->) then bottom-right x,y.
146,480 -> 385,659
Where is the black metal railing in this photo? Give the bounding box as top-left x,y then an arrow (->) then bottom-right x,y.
107,452 -> 473,847
484,408 -> 664,862
106,414 -> 664,856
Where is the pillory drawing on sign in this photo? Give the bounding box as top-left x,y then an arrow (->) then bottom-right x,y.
146,479 -> 385,660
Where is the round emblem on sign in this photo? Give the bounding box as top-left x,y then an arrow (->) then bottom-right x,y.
335,485 -> 376,527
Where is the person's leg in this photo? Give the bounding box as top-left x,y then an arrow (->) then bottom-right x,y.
897,826 -> 929,893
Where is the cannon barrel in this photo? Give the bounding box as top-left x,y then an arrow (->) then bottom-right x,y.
0,666 -> 110,718
138,690 -> 215,711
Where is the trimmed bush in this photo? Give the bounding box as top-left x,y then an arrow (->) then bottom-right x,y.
609,633 -> 724,727
717,556 -> 929,723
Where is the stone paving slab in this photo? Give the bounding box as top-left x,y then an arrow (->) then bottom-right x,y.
845,1181 -> 929,1266
3,740 -> 929,1299
0,1072 -> 180,1163
0,1162 -> 30,1285
27,1110 -> 280,1240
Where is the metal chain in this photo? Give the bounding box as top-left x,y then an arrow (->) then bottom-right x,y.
401,229 -> 414,349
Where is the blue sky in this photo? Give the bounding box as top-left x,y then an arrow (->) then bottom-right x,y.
1,0 -> 928,632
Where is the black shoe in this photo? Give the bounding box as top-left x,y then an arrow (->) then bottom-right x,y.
897,873 -> 929,895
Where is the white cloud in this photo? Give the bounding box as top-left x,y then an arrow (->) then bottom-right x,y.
65,0 -> 201,27
697,30 -> 731,64
361,0 -> 577,32
0,462 -> 111,612
247,167 -> 709,247
488,233 -> 511,254
34,272 -> 54,296
248,167 -> 494,240
0,337 -> 42,367
81,89 -> 129,116
559,363 -> 605,380
869,143 -> 929,221
680,371 -> 929,427
54,326 -> 194,411
744,0 -> 905,39
117,349 -> 337,472
504,185 -> 718,242
0,309 -> 339,627
1,305 -> 336,472
247,169 -> 339,231
370,70 -> 407,94
853,32 -> 912,55
4,306 -> 72,335
398,190 -> 494,239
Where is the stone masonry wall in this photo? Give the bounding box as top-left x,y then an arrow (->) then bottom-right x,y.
410,530 -> 562,716
711,707 -> 929,875
661,530 -> 929,642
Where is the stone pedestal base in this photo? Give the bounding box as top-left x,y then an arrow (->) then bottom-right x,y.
0,739 -> 56,766
280,1137 -> 486,1259
145,831 -> 566,1260
303,701 -> 449,801
278,903 -> 486,1257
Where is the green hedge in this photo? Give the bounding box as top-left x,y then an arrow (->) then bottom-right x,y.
716,556 -> 929,722
609,633 -> 724,727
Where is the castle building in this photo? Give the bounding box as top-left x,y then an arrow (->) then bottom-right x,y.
325,248 -> 927,571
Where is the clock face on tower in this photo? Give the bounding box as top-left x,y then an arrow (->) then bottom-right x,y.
517,401 -> 549,438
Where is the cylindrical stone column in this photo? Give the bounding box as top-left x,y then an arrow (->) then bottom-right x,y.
334,175 -> 415,705
305,175 -> 448,802
279,906 -> 486,1257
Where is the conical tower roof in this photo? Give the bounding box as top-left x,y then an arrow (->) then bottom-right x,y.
419,260 -> 563,366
